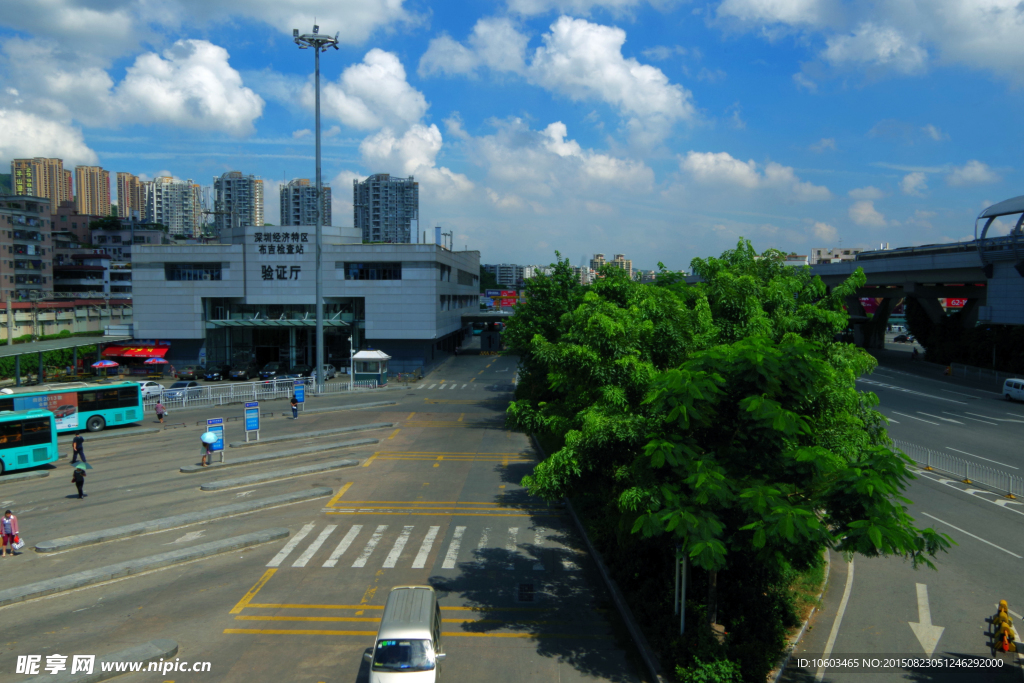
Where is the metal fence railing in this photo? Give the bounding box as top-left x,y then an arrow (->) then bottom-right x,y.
950,363 -> 1022,386
893,438 -> 1023,498
142,377 -> 379,412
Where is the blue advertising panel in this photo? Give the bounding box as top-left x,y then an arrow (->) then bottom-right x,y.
244,402 -> 259,432
294,381 -> 305,403
485,289 -> 501,298
206,418 -> 224,452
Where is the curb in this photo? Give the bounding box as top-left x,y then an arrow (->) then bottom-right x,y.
284,400 -> 397,416
228,422 -> 395,448
180,439 -> 377,473
199,459 -> 360,491
531,434 -> 668,683
24,639 -> 179,683
4,528 -> 289,607
769,548 -> 832,683
0,470 -> 49,485
35,488 -> 330,552
58,427 -> 161,445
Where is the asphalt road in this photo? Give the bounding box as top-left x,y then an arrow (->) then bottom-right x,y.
0,352 -> 643,683
782,358 -> 1024,683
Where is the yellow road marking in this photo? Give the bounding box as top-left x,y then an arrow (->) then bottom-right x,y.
469,378 -> 475,382
478,370 -> 484,375
458,413 -> 464,422
235,615 -> 576,625
225,628 -> 610,639
246,603 -> 570,613
230,569 -> 276,614
360,569 -> 385,606
387,428 -> 400,440
324,482 -> 353,508
499,485 -> 506,489
406,412 -> 415,420
362,452 -> 379,468
434,455 -> 443,469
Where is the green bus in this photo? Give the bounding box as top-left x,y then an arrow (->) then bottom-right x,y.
0,409 -> 59,474
0,382 -> 143,433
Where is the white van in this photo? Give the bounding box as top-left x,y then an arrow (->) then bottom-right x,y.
364,585 -> 445,682
1004,379 -> 1024,401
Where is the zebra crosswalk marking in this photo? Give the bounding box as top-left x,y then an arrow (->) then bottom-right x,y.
442,526 -> 466,569
322,525 -> 362,568
383,526 -> 414,568
506,527 -> 519,569
413,526 -> 440,569
267,522 -> 315,567
353,524 -> 388,568
533,527 -> 545,571
450,384 -> 457,390
477,527 -> 490,560
293,525 -> 336,567
428,384 -> 437,389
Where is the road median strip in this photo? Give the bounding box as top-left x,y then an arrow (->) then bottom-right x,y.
58,427 -> 161,445
0,470 -> 49,485
199,460 -> 360,491
228,422 -> 395,448
35,488 -> 331,553
3,528 -> 289,607
287,400 -> 397,416
180,439 -> 378,473
23,639 -> 179,683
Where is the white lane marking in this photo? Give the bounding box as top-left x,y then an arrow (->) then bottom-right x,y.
441,526 -> 466,569
428,384 -> 437,389
235,490 -> 255,498
940,389 -> 981,398
505,527 -> 518,570
450,383 -> 457,390
856,378 -> 966,404
908,583 -> 944,657
352,525 -> 388,568
944,411 -> 997,426
966,412 -> 1024,424
323,525 -> 362,568
293,525 -> 336,567
919,512 -> 1022,558
918,412 -> 963,424
815,558 -> 854,683
477,527 -> 490,563
165,530 -> 205,545
412,526 -> 440,569
383,526 -> 414,568
461,384 -> 467,389
892,411 -> 939,426
533,527 -> 545,571
946,447 -> 1018,469
883,415 -> 900,423
267,522 -> 316,567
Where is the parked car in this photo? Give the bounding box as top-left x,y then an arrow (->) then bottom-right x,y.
229,362 -> 259,381
893,334 -> 909,343
203,363 -> 231,381
163,380 -> 202,399
136,380 -> 164,398
288,364 -> 313,377
176,366 -> 200,380
311,364 -> 337,381
259,362 -> 289,380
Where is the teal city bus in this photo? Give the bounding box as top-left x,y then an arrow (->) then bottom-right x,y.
0,382 -> 143,433
0,409 -> 59,474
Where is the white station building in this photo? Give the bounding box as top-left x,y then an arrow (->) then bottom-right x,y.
131,224 -> 480,373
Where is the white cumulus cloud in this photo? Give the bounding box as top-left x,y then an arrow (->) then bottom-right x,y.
849,199 -> 887,227
360,124 -> 474,200
321,49 -> 428,132
848,186 -> 884,200
508,0 -> 648,16
811,221 -> 838,241
419,18 -> 528,77
680,151 -> 831,200
717,0 -> 832,27
900,172 -> 928,196
0,109 -> 98,167
946,160 -> 1000,186
822,23 -> 927,74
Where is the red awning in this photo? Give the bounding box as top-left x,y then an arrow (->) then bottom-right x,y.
102,345 -> 170,358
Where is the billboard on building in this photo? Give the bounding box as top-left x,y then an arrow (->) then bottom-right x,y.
945,298 -> 968,308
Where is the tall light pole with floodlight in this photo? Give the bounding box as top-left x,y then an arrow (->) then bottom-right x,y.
293,24 -> 338,392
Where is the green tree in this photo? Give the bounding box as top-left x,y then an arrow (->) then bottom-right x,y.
507,240 -> 952,681
88,215 -> 122,230
479,266 -> 499,293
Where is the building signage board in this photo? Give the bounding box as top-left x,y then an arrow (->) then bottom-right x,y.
485,289 -> 501,298
206,418 -> 225,457
253,231 -> 309,281
244,401 -> 259,442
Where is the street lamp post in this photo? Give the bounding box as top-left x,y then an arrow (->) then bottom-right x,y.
294,25 -> 338,392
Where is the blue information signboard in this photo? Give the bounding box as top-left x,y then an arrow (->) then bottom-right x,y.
206,418 -> 224,453
244,402 -> 259,431
294,381 -> 305,404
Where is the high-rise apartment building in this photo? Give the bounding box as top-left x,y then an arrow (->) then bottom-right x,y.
280,179 -> 331,226
144,177 -> 202,237
116,172 -> 144,219
213,171 -> 263,232
0,195 -> 54,300
590,254 -> 606,272
611,254 -> 633,279
11,158 -> 71,212
483,263 -> 524,287
74,166 -> 111,217
353,174 -> 418,243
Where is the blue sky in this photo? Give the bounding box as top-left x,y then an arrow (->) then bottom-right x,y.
2,1 -> 1023,270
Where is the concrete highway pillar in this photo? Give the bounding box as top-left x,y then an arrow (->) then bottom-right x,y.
912,296 -> 947,325
959,298 -> 982,328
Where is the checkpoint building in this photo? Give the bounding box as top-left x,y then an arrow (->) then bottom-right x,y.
131,224 -> 479,374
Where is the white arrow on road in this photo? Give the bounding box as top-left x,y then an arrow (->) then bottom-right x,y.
165,530 -> 206,545
908,583 -> 944,657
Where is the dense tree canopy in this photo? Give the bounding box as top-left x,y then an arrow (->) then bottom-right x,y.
505,241 -> 951,680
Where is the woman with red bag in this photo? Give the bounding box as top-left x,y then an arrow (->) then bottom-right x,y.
1,510 -> 19,557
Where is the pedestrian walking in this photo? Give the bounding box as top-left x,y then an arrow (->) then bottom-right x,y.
291,394 -> 299,419
70,433 -> 86,465
72,465 -> 87,499
1,510 -> 18,556
200,436 -> 212,467
155,400 -> 166,425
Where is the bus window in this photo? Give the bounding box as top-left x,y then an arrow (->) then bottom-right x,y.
0,422 -> 21,449
118,386 -> 140,407
22,418 -> 52,446
79,392 -> 97,412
